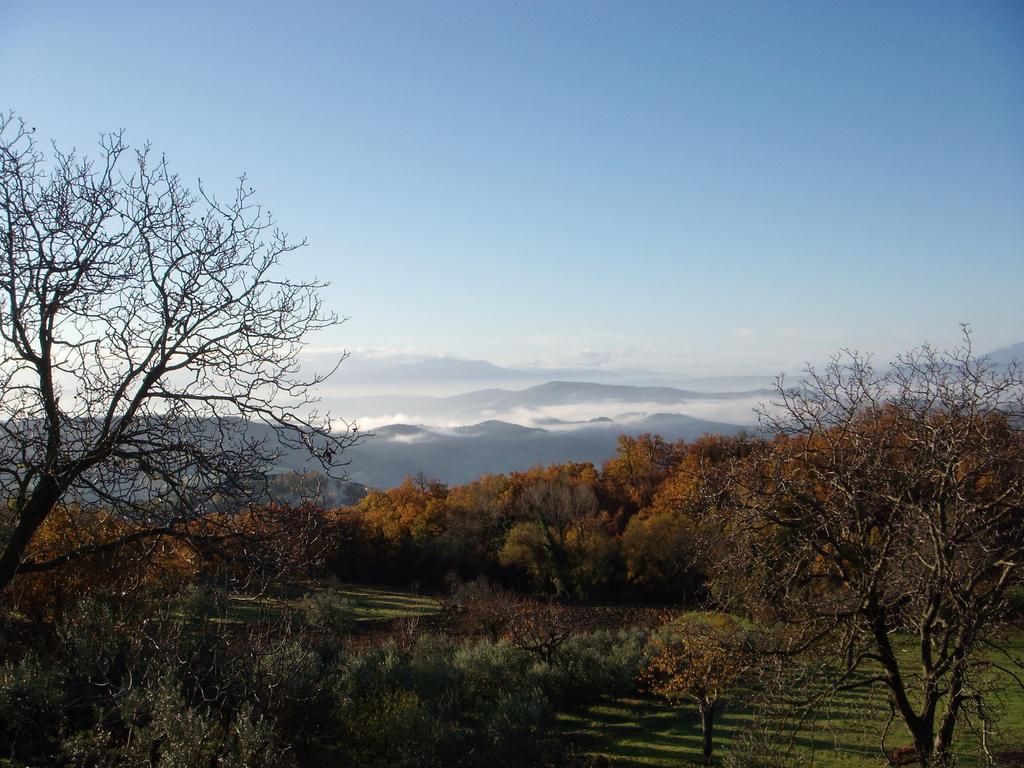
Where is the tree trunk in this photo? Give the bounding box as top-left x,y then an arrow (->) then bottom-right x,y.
914,739 -> 930,768
931,716 -> 959,766
932,661 -> 966,767
912,727 -> 936,768
0,478 -> 61,592
866,600 -> 936,768
701,700 -> 716,766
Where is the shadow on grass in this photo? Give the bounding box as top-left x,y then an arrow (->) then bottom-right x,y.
222,580 -> 440,625
559,695 -> 904,768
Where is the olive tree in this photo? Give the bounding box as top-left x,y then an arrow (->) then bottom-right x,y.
0,114 -> 356,592
713,332 -> 1024,766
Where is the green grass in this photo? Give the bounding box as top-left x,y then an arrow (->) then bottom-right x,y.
559,636 -> 1024,767
560,692 -> 1023,767
222,580 -> 441,625
212,586 -> 1024,765
559,695 -> 886,767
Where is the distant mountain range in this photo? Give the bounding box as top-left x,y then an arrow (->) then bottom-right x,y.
986,342 -> 1024,366
326,380 -> 774,431
328,345 -> 1023,395
339,412 -> 751,488
313,340 -> 1024,488
327,353 -> 778,394
40,344 -> 1023,499
309,378 -> 769,487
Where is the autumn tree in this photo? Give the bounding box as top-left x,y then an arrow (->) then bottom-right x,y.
622,435 -> 753,597
0,114 -> 356,593
436,473 -> 513,576
341,476 -> 451,581
499,477 -> 617,597
621,511 -> 699,595
444,577 -> 520,641
713,333 -> 1024,767
502,595 -> 582,663
645,614 -> 754,765
600,433 -> 684,524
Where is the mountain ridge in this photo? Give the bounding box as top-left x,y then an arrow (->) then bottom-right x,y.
986,341 -> 1024,366
342,413 -> 752,488
329,380 -> 773,431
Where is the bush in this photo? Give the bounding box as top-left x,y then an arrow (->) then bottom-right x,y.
61,668 -> 296,768
540,628 -> 647,705
295,589 -> 356,635
327,637 -> 567,768
250,636 -> 340,751
342,688 -> 438,767
175,582 -> 229,623
0,655 -> 67,762
0,582 -> 644,768
221,704 -> 295,768
114,674 -> 227,768
452,639 -> 532,700
55,597 -> 145,690
443,640 -> 558,768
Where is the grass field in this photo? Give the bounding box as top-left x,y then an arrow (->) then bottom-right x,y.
222,580 -> 441,625
560,690 -> 1024,767
560,636 -> 1024,767
216,582 -> 1023,765
560,693 -> 911,767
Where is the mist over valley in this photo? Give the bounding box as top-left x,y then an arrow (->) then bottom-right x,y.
315,369 -> 770,487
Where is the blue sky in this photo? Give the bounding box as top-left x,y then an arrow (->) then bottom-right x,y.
3,1 -> 1022,375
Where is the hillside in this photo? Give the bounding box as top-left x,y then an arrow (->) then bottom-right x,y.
341,413 -> 750,488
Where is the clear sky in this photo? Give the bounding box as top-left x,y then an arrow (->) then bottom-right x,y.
2,1 -> 1022,375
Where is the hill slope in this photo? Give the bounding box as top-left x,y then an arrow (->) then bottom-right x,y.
341,414 -> 750,488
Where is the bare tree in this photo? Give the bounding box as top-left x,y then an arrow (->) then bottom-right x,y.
712,330 -> 1024,766
0,114 -> 357,592
502,595 -> 581,663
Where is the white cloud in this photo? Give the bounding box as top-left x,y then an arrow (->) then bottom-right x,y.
385,431 -> 435,444
348,395 -> 769,431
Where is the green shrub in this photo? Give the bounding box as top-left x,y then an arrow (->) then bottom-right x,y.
220,704 -> 295,768
541,628 -> 647,705
0,655 -> 67,762
337,641 -> 406,698
110,674 -> 226,767
250,637 -> 340,751
296,590 -> 356,635
448,640 -> 560,767
471,685 -> 554,767
452,639 -> 532,700
175,583 -> 228,623
328,637 -> 565,768
344,688 -> 439,767
55,597 -> 145,692
0,587 -> 639,768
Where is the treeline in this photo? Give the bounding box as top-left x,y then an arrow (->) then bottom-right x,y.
327,433 -> 751,600
8,433 -> 748,614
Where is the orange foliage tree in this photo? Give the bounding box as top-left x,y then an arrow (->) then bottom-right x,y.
499,476 -> 619,597
645,614 -> 754,765
713,334 -> 1024,767
621,435 -> 753,596
600,434 -> 685,526
10,505 -> 196,619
